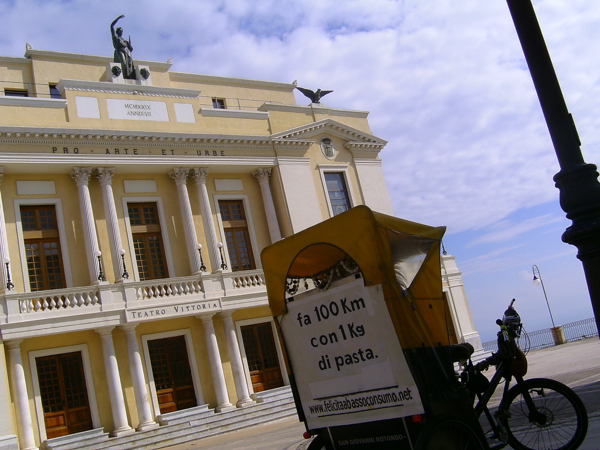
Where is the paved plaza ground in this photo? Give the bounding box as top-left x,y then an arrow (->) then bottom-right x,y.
165,338 -> 600,450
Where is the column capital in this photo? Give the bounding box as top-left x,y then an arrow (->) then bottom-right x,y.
5,339 -> 23,350
219,310 -> 234,320
96,167 -> 116,186
168,168 -> 189,185
198,313 -> 216,323
252,168 -> 272,184
120,323 -> 138,334
95,326 -> 116,337
71,167 -> 93,186
191,167 -> 209,184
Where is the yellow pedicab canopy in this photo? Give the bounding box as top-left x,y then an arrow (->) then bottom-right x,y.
261,205 -> 450,349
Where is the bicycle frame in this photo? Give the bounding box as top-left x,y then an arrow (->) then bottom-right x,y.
467,353 -> 547,449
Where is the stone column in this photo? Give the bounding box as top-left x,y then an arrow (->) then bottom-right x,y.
0,167 -> 14,292
199,314 -> 234,412
96,167 -> 128,282
252,168 -> 281,243
72,167 -> 102,285
220,312 -> 254,407
441,254 -> 486,355
95,327 -> 133,437
191,168 -> 221,272
121,325 -> 158,431
169,168 -> 202,274
7,340 -> 37,450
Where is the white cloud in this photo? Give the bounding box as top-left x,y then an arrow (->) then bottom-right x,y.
466,214 -> 563,247
0,0 -> 597,330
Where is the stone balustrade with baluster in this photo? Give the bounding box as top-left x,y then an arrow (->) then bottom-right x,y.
0,270 -> 268,329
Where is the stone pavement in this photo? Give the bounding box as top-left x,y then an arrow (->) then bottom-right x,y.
163,338 -> 600,450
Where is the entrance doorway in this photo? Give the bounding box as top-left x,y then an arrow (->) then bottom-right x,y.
36,352 -> 93,439
241,323 -> 284,392
147,335 -> 197,414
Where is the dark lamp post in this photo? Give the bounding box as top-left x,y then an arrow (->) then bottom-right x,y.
506,0 -> 600,335
196,244 -> 207,272
119,248 -> 129,280
4,259 -> 14,291
532,264 -> 556,329
217,242 -> 228,270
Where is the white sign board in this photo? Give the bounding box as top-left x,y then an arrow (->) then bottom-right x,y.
107,98 -> 169,122
280,277 -> 423,429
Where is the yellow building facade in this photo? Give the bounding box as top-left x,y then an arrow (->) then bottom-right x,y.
0,47 -> 395,450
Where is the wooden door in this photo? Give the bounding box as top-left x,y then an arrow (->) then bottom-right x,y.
241,323 -> 284,392
36,352 -> 93,439
148,336 -> 197,414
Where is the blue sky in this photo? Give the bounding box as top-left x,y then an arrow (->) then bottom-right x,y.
0,0 -> 598,342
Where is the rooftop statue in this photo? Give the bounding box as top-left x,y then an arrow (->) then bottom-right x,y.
111,15 -> 135,79
295,87 -> 333,104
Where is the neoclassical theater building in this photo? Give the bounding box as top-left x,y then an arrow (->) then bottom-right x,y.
0,46 -> 483,450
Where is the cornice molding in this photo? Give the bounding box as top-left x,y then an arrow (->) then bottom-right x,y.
169,72 -> 295,91
271,118 -> 387,146
272,139 -> 313,151
276,156 -> 311,166
344,142 -> 386,153
0,126 -> 310,150
353,158 -> 383,166
0,96 -> 67,108
0,56 -> 31,65
0,153 -> 278,168
57,79 -> 201,99
258,102 -> 369,119
200,108 -> 269,120
24,49 -> 172,70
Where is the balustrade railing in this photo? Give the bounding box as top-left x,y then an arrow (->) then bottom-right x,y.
2,270 -> 269,323
132,276 -> 204,301
482,317 -> 598,353
14,287 -> 101,315
230,270 -> 265,290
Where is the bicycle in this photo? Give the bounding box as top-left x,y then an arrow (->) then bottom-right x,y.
454,299 -> 588,450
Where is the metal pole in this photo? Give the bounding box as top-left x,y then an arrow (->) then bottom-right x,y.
532,265 -> 556,328
505,0 -> 600,336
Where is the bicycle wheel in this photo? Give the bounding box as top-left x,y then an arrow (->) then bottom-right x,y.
415,414 -> 486,450
500,378 -> 587,450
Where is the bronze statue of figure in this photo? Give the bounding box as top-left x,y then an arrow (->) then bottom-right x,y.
111,15 -> 135,79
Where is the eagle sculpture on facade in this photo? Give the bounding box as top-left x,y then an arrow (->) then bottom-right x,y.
295,87 -> 333,104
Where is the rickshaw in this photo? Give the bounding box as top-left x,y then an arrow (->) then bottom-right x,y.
261,206 -> 489,450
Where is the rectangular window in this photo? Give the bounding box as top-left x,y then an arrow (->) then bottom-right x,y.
324,172 -> 351,216
212,98 -> 226,109
128,203 -> 168,280
20,205 -> 65,291
4,89 -> 28,97
49,84 -> 61,99
219,200 -> 255,271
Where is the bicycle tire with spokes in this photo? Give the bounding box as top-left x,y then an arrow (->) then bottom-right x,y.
500,378 -> 587,450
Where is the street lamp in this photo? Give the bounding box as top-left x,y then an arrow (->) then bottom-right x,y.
532,264 -> 556,329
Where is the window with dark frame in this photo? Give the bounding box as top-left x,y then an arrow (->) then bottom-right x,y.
128,202 -> 168,280
4,89 -> 28,97
219,200 -> 255,272
324,172 -> 351,216
212,98 -> 226,109
49,84 -> 61,99
20,205 -> 66,291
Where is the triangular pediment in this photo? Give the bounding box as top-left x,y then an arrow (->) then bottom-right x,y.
271,119 -> 387,148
